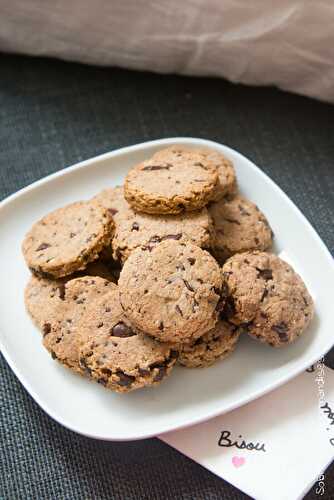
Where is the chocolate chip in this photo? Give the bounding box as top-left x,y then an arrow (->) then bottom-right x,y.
42,323 -> 51,336
112,322 -> 135,338
138,368 -> 150,376
159,321 -> 164,331
70,232 -> 76,238
183,279 -> 194,292
194,162 -> 204,167
80,357 -> 92,375
169,350 -> 179,360
254,237 -> 260,245
108,208 -> 118,216
175,305 -> 183,316
260,311 -> 268,319
36,243 -> 50,251
256,268 -> 273,280
131,222 -> 139,231
161,233 -> 182,241
272,322 -> 289,341
143,164 -> 171,171
116,371 -> 135,387
51,351 -> 57,360
238,204 -> 251,216
97,322 -> 104,328
260,288 -> 269,302
188,258 -> 196,265
58,284 -> 66,300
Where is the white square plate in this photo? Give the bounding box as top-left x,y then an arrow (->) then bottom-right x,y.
1,138 -> 333,441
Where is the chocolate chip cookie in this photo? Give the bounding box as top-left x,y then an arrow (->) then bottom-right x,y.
93,186 -> 213,262
124,148 -> 218,214
179,319 -> 240,368
209,195 -> 273,263
78,287 -> 178,392
119,240 -> 224,344
222,251 -> 314,347
43,276 -> 116,372
22,201 -> 114,279
25,260 -> 116,329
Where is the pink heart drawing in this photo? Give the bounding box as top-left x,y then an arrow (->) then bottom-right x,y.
232,456 -> 245,468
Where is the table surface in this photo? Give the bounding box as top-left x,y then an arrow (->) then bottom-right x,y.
0,54 -> 333,500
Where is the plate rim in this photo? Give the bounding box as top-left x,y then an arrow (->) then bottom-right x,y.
0,136 -> 333,441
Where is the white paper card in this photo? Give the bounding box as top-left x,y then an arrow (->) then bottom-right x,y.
160,363 -> 334,500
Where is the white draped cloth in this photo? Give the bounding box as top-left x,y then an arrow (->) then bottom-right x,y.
1,0 -> 334,102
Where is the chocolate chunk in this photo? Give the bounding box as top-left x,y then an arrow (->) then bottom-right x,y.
138,368 -> 150,376
272,322 -> 289,341
160,233 -> 182,241
36,242 -> 50,251
58,283 -> 66,300
188,257 -> 196,265
256,268 -> 273,280
112,322 -> 136,338
175,304 -> 183,316
116,371 -> 135,387
131,222 -> 139,231
260,288 -> 269,302
183,279 -> 194,292
42,322 -> 51,336
143,164 -> 171,171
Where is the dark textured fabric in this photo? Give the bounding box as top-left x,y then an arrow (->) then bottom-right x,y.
0,54 -> 333,500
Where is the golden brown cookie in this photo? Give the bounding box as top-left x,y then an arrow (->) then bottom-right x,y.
124,148 -> 218,214
118,240 -> 224,344
179,319 -> 240,368
209,195 -> 273,263
22,201 -> 114,279
42,276 -> 116,373
222,251 -> 314,347
93,186 -> 213,262
78,287 -> 178,392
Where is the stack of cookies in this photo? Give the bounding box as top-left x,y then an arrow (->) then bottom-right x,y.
22,145 -> 314,393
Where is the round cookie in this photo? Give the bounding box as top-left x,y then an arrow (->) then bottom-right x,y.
22,201 -> 114,279
179,319 -> 240,368
78,288 -> 178,392
209,195 -> 273,263
93,186 -> 213,262
42,276 -> 116,373
222,251 -> 314,347
154,145 -> 237,201
25,260 -> 117,329
118,240 -> 224,344
124,149 -> 218,214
